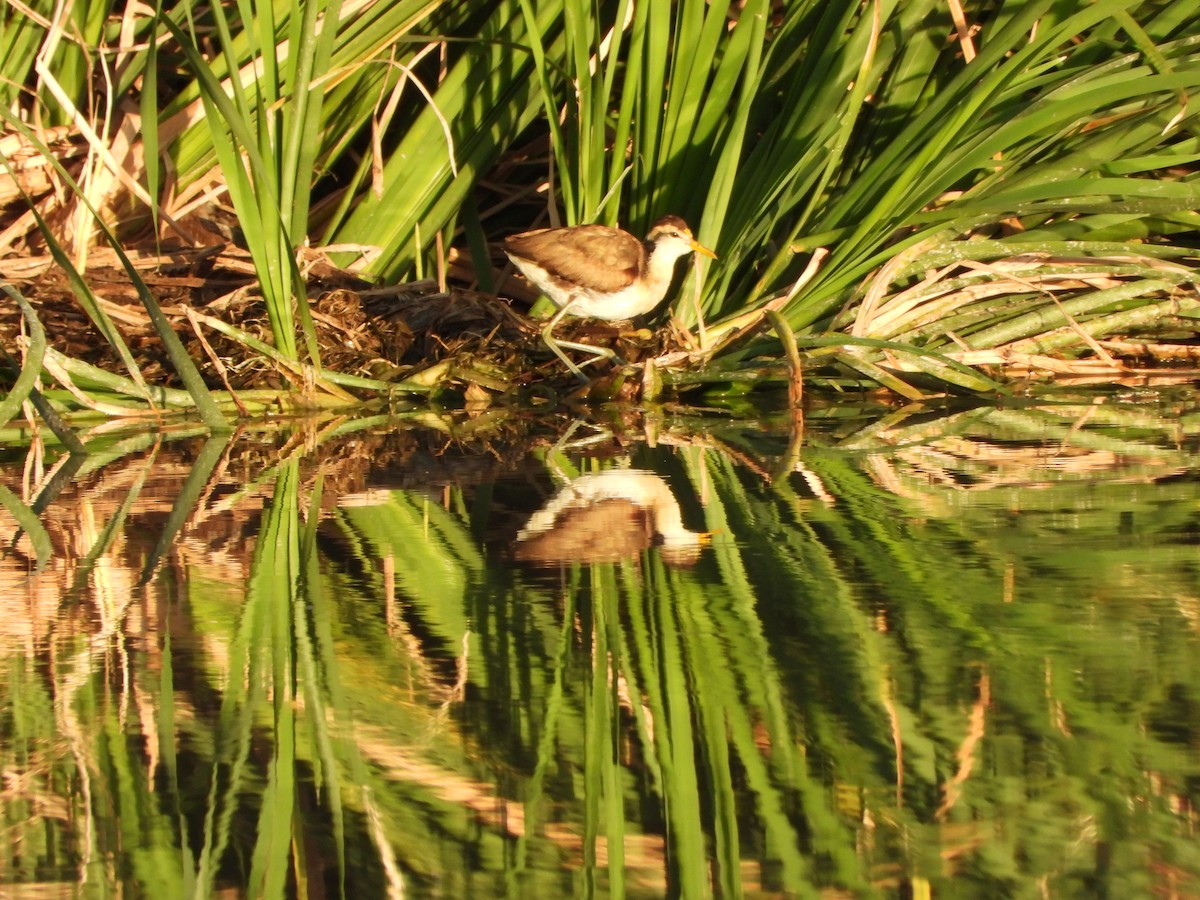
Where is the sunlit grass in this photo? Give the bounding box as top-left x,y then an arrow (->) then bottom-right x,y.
1,0 -> 1197,424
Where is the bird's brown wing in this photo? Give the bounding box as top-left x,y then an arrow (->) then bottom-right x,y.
504,225 -> 643,293
514,499 -> 654,564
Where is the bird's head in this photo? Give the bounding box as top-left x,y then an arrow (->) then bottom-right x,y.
646,216 -> 717,263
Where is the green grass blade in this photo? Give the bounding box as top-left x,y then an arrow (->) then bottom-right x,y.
0,481 -> 53,570
0,285 -> 47,429
139,435 -> 231,583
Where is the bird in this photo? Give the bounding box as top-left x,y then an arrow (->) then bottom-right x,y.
502,215 -> 716,380
515,469 -> 711,566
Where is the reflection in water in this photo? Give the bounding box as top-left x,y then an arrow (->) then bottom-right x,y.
1,402 -> 1199,896
515,469 -> 708,565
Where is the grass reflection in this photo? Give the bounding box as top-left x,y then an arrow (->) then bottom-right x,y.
0,403 -> 1197,896
490,451 -> 861,896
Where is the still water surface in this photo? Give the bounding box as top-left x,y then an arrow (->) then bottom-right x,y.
2,399 -> 1198,897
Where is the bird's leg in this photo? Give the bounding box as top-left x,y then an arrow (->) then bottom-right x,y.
548,420 -> 613,482
541,302 -> 588,382
541,299 -> 620,381
554,339 -> 620,366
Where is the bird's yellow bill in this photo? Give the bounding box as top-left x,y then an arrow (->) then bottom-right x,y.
691,239 -> 717,259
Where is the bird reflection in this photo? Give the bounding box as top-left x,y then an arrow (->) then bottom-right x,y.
515,469 -> 709,566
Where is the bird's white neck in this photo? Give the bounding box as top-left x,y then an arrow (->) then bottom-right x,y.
642,237 -> 695,295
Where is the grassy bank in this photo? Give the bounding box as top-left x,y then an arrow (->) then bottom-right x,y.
2,1 -> 1199,428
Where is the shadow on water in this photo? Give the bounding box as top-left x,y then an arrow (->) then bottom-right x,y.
2,396 -> 1199,897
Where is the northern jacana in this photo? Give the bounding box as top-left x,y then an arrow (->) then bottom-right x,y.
515,469 -> 711,565
502,215 -> 716,380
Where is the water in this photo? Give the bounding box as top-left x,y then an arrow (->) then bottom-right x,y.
1,399 -> 1198,897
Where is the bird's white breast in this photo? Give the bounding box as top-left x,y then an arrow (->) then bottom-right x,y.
508,258 -> 669,320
